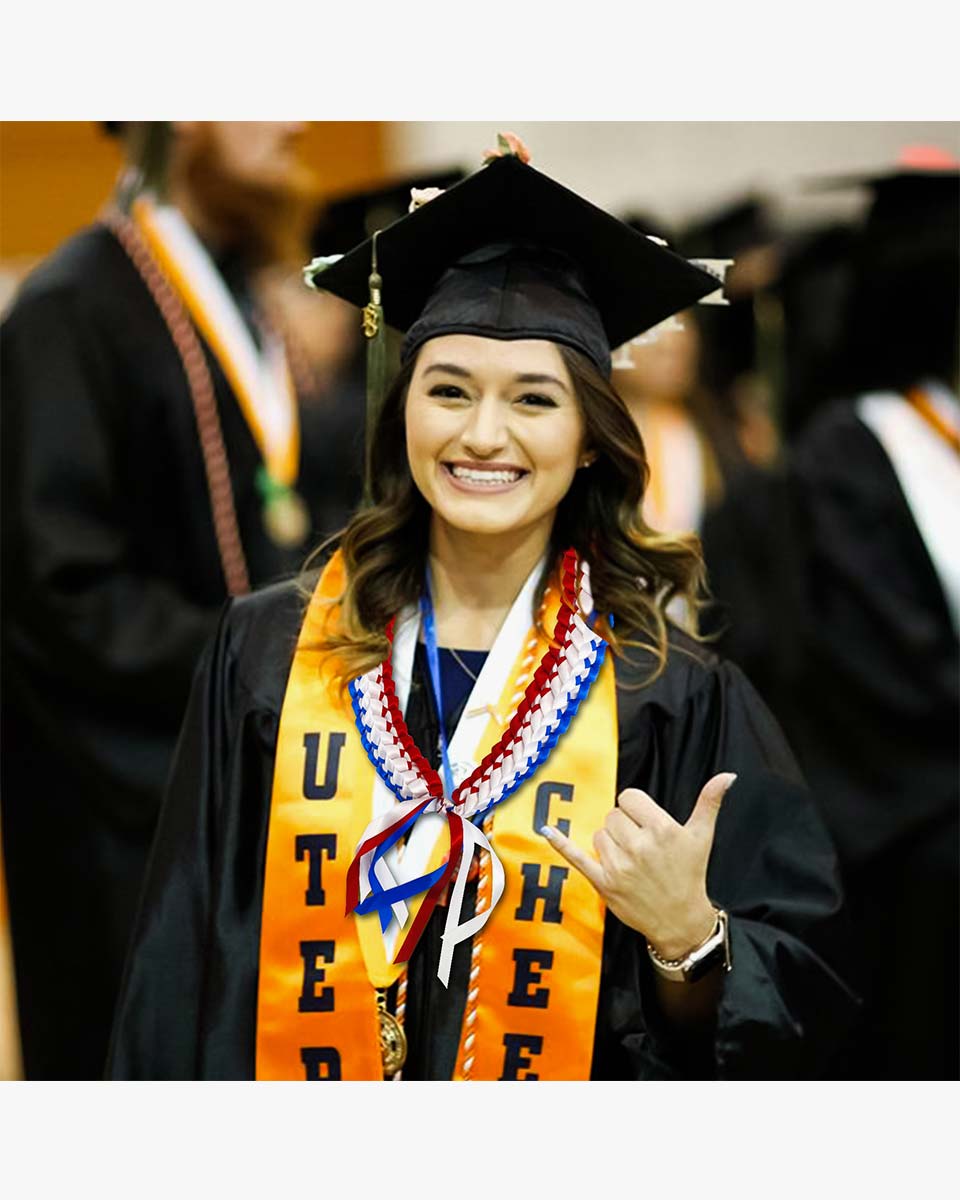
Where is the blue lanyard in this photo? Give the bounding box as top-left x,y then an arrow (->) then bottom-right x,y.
419,572 -> 456,803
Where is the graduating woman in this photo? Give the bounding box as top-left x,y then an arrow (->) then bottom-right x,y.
108,144 -> 856,1081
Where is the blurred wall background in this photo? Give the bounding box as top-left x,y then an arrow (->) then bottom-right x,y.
2,120 -> 958,313
0,121 -> 386,308
388,121 -> 959,225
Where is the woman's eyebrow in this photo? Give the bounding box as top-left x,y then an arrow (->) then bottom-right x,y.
514,372 -> 571,394
423,362 -> 473,378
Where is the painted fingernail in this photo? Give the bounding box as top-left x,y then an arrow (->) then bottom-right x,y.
722,773 -> 738,792
539,825 -> 556,840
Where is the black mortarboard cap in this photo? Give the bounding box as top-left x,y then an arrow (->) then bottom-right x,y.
306,155 -> 720,377
620,211 -> 677,247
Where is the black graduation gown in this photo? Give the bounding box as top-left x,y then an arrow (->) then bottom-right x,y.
701,401 -> 960,1078
107,578 -> 858,1080
0,224 -> 364,1079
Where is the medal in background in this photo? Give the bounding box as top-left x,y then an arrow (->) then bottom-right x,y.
256,466 -> 311,548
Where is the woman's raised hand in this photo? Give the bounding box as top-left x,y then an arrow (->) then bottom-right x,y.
541,773 -> 737,960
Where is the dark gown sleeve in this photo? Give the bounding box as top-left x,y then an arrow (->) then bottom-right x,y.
614,652 -> 859,1080
105,587 -> 292,1080
1,280 -> 217,713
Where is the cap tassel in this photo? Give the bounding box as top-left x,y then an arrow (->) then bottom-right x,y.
363,230 -> 386,504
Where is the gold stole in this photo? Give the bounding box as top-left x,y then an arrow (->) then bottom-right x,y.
256,551 -> 617,1080
130,195 -> 300,488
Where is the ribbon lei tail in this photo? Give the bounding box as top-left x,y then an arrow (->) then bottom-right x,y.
393,812 -> 465,967
436,819 -> 506,988
345,796 -> 434,916
371,852 -> 410,933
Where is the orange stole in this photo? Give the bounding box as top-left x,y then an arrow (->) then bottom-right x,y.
255,552 -> 383,1080
256,551 -> 616,1080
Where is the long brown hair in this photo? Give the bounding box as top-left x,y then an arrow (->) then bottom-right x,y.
307,342 -> 707,685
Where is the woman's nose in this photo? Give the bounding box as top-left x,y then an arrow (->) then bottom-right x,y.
460,395 -> 509,455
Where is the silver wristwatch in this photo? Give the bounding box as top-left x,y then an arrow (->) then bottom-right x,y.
647,908 -> 732,983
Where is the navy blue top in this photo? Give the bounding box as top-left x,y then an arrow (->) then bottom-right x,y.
438,647 -> 488,742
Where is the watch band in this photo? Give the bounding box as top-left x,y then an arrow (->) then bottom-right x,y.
647,908 -> 732,983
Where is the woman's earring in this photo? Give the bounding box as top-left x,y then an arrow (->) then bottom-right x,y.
579,454 -> 597,469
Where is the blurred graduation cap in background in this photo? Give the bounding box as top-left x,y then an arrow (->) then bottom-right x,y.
815,147 -> 960,398
805,144 -> 959,195
310,166 -> 467,257
774,146 -> 959,433
677,197 -> 774,265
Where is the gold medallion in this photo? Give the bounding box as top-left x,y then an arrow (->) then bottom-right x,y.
263,488 -> 311,548
378,996 -> 407,1077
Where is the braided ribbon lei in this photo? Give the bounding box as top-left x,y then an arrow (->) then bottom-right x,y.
346,550 -> 608,986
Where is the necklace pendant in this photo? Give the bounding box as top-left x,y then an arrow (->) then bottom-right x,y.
452,760 -> 474,788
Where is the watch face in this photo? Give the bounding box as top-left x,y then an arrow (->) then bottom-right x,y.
685,942 -> 725,983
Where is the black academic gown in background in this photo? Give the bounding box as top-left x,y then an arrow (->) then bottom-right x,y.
0,224 -> 363,1080
107,579 -> 858,1080
701,400 -> 960,1078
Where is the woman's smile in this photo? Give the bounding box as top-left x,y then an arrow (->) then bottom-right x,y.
440,460 -> 531,493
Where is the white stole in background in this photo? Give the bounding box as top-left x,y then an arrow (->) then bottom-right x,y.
857,384 -> 960,632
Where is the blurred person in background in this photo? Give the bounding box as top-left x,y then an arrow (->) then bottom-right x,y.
616,208 -> 779,538
676,199 -> 782,473
614,308 -> 732,535
773,222 -> 858,442
702,151 -> 959,1078
0,121 -> 364,1079
696,219 -> 858,702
